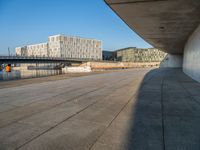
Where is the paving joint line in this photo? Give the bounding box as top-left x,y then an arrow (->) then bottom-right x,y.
89,89 -> 138,150
176,71 -> 200,109
161,77 -> 166,150
0,87 -> 83,114
15,76 -> 140,149
0,75 -> 130,128
0,86 -> 105,129
89,69 -> 161,150
15,94 -> 101,150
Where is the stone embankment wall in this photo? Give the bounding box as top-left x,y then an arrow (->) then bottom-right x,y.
80,61 -> 160,70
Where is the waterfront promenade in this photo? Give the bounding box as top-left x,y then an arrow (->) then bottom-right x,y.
0,68 -> 200,150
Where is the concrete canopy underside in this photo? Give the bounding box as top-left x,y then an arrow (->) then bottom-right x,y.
105,0 -> 200,54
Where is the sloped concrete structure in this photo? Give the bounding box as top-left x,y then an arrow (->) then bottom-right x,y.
105,0 -> 200,82
160,54 -> 183,68
183,24 -> 200,82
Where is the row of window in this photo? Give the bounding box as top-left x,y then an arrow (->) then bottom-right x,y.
49,36 -> 101,44
27,44 -> 47,49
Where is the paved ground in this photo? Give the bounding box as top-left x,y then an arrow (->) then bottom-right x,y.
0,71 -> 116,89
0,70 -> 140,89
0,68 -> 200,150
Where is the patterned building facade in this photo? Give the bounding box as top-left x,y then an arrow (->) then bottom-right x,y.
27,43 -> 48,57
16,46 -> 28,56
116,47 -> 166,62
16,34 -> 102,60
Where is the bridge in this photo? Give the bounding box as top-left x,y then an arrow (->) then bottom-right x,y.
0,56 -> 90,64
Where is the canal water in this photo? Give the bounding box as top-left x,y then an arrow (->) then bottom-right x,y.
0,63 -> 62,81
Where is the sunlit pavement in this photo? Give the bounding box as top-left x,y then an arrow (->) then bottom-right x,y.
0,68 -> 200,150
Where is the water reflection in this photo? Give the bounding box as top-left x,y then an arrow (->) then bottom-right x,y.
0,63 -> 62,81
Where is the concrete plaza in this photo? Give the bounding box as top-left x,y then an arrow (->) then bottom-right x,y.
0,68 -> 200,150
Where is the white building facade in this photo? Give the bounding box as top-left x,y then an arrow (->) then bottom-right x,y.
26,43 -> 48,57
16,34 -> 102,60
16,46 -> 28,56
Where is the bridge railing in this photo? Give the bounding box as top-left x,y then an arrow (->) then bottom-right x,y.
0,55 -> 103,62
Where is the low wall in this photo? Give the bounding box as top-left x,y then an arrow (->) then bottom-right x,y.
80,61 -> 160,70
62,66 -> 91,73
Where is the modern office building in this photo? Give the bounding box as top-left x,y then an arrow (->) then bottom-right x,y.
116,47 -> 166,62
16,46 -> 28,56
16,34 -> 102,60
27,43 -> 48,57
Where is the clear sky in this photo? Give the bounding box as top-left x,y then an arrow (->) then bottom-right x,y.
0,0 -> 152,55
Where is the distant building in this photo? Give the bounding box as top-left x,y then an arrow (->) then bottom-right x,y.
102,51 -> 116,61
116,47 -> 166,62
16,46 -> 28,56
27,43 -> 48,57
16,34 -> 102,60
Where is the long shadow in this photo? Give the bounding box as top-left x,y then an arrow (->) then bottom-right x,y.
125,68 -> 200,150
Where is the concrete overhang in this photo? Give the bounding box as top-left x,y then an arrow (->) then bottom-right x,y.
105,0 -> 200,54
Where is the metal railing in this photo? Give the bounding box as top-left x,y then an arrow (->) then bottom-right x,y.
0,55 -> 106,63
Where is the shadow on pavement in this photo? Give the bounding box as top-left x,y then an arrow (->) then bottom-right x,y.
125,68 -> 200,150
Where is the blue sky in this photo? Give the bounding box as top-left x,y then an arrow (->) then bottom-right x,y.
0,0 -> 152,55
